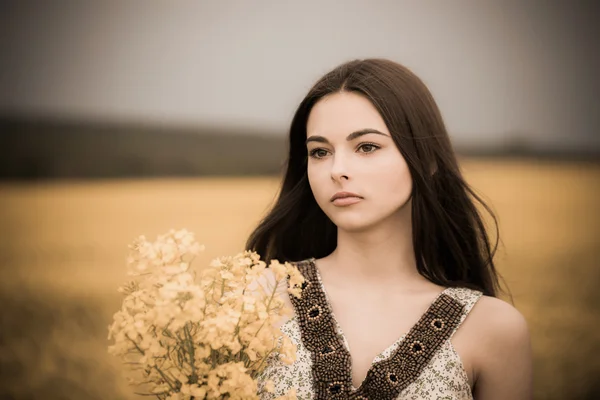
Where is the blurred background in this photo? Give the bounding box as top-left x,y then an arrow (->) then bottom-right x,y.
0,1 -> 599,399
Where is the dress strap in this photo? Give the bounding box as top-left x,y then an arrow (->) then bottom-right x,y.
289,259 -> 467,400
443,287 -> 483,339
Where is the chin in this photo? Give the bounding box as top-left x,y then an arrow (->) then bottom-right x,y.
329,214 -> 379,233
328,205 -> 405,233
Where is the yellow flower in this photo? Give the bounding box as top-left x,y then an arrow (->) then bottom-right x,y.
180,383 -> 207,398
278,335 -> 298,365
268,260 -> 288,281
264,379 -> 275,393
110,230 -> 301,399
165,393 -> 185,400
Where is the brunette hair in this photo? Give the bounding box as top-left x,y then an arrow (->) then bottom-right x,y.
246,58 -> 504,297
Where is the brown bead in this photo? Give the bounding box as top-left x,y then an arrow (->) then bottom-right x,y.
288,258 -> 464,400
431,318 -> 445,331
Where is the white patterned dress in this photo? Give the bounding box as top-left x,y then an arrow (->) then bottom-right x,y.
258,258 -> 482,400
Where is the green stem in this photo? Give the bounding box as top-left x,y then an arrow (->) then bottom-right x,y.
250,345 -> 277,379
153,366 -> 177,392
126,335 -> 178,393
184,323 -> 197,378
251,276 -> 279,339
232,290 -> 246,339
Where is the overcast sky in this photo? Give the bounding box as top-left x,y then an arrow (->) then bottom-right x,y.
1,1 -> 598,151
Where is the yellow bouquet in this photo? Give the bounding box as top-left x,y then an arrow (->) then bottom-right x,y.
108,229 -> 303,399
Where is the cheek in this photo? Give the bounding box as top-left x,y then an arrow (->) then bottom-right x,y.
367,160 -> 412,205
307,166 -> 329,204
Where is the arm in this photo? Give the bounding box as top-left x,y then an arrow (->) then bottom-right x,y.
472,297 -> 534,399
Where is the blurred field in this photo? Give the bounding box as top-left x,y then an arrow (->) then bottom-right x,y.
0,158 -> 599,400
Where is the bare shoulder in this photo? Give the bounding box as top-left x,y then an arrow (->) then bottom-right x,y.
469,295 -> 530,342
466,295 -> 533,399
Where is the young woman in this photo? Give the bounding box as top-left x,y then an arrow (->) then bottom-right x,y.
247,59 -> 533,399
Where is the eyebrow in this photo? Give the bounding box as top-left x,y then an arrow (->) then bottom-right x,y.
305,129 -> 390,145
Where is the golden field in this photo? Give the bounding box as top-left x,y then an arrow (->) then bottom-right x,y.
0,158 -> 598,400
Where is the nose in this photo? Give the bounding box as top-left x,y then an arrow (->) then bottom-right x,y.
330,154 -> 350,182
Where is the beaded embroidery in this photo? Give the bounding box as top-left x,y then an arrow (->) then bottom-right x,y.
289,259 -> 465,400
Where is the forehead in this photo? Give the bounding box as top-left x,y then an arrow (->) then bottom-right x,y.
306,91 -> 389,138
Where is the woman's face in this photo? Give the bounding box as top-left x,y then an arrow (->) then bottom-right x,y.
306,91 -> 413,232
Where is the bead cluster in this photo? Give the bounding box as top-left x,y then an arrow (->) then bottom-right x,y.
411,340 -> 425,355
289,259 -> 353,398
316,342 -> 338,361
386,372 -> 399,385
288,258 -> 465,400
431,318 -> 445,331
328,381 -> 345,397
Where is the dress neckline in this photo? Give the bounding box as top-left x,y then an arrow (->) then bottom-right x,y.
308,257 -> 453,392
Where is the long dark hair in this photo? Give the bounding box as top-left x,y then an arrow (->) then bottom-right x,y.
246,59 -> 504,297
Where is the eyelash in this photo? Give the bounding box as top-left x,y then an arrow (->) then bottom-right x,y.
308,142 -> 381,159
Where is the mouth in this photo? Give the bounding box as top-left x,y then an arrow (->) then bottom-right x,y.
330,192 -> 363,206
330,192 -> 363,202
331,196 -> 363,206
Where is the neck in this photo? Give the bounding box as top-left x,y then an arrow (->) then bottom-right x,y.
327,202 -> 423,287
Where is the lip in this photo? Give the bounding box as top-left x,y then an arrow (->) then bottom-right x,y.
332,197 -> 362,206
330,191 -> 362,202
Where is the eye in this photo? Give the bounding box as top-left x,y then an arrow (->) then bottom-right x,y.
357,143 -> 380,154
309,148 -> 329,159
